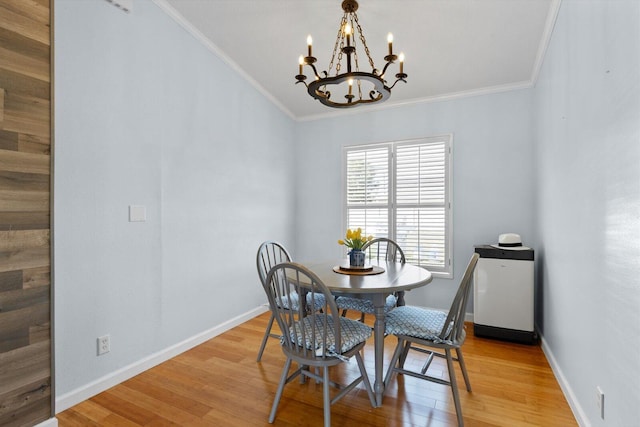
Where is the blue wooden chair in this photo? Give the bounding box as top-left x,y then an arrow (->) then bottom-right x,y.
383,253 -> 480,426
336,237 -> 406,321
263,262 -> 376,426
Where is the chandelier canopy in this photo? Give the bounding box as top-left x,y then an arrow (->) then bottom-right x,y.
295,0 -> 407,108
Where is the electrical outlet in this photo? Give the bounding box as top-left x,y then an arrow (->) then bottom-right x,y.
97,335 -> 110,356
596,386 -> 604,419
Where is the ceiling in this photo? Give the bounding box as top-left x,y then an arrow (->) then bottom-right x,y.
157,0 -> 560,121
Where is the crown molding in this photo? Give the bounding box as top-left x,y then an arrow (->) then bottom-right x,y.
530,0 -> 562,85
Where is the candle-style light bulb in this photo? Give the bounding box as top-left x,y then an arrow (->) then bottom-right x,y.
348,78 -> 353,95
399,52 -> 405,73
345,23 -> 352,46
387,33 -> 393,55
307,35 -> 313,57
298,55 -> 304,74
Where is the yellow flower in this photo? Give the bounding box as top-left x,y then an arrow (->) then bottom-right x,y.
338,228 -> 373,250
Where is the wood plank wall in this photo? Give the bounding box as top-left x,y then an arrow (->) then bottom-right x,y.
0,0 -> 53,425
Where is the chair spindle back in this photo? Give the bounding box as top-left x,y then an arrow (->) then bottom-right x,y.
362,237 -> 406,264
440,253 -> 479,343
264,262 -> 342,361
256,241 -> 291,286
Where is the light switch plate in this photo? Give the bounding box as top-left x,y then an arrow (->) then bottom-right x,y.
129,205 -> 146,222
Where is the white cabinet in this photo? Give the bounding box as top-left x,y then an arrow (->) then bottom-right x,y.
473,246 -> 536,343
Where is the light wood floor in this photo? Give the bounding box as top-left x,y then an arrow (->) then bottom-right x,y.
57,311 -> 576,426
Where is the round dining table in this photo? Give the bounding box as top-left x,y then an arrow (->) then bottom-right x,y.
302,259 -> 433,407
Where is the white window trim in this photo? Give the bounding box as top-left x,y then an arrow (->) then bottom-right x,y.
342,135 -> 453,278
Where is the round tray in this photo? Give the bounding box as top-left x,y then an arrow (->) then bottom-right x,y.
337,264 -> 374,272
333,265 -> 385,276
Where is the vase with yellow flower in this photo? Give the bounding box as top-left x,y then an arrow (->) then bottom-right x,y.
338,228 -> 373,267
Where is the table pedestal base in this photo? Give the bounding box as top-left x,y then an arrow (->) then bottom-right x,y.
372,294 -> 386,407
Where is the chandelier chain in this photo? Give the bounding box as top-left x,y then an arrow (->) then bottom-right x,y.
349,16 -> 364,98
328,14 -> 348,76
353,13 -> 376,71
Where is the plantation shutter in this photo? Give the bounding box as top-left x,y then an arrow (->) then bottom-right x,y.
395,140 -> 448,271
345,147 -> 390,238
344,136 -> 452,277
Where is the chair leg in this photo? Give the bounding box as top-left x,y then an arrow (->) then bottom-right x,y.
323,366 -> 331,427
384,338 -> 405,388
398,339 -> 411,369
269,357 -> 292,423
355,352 -> 376,407
445,349 -> 464,427
456,348 -> 472,392
257,312 -> 276,362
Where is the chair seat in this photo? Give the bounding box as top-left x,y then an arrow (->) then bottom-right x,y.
385,306 -> 451,342
277,293 -> 326,312
335,294 -> 397,314
291,314 -> 372,355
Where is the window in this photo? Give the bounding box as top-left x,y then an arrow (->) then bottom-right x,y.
344,136 -> 452,277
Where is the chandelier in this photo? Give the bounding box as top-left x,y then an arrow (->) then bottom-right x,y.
295,0 -> 407,108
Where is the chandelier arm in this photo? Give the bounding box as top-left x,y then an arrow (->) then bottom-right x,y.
388,77 -> 408,90
306,63 -> 322,80
379,60 -> 397,79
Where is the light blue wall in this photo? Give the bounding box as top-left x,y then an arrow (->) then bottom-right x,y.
54,0 -> 295,397
294,91 -> 536,310
533,1 -> 640,425
53,1 -> 640,424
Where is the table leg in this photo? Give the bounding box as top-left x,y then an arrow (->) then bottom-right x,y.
396,290 -> 406,306
372,294 -> 386,407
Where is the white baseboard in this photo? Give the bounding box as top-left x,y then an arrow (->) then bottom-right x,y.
55,305 -> 269,413
35,418 -> 58,427
539,333 -> 589,426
